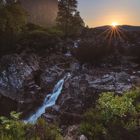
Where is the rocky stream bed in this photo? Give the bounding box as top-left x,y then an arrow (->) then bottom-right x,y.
0,51 -> 140,139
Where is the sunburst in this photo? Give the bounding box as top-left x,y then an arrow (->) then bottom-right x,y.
97,23 -> 127,45
111,22 -> 118,28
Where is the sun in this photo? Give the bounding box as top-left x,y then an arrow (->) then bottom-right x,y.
111,22 -> 118,27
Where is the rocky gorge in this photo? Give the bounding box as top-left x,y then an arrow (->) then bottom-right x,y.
0,37 -> 140,140
0,43 -> 140,134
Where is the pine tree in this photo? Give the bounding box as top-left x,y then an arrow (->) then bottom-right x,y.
57,0 -> 84,37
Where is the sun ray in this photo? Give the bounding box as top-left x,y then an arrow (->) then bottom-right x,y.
115,28 -> 123,40
98,27 -> 111,37
96,21 -> 127,45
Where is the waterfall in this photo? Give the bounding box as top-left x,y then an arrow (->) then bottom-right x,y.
24,73 -> 71,124
74,40 -> 80,48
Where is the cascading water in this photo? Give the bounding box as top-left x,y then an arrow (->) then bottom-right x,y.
24,73 -> 71,124
74,40 -> 80,48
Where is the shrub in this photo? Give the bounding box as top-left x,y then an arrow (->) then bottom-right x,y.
98,92 -> 136,120
128,44 -> 140,62
46,27 -> 64,37
0,111 -> 63,140
80,90 -> 140,140
26,119 -> 63,140
74,40 -> 114,63
18,29 -> 61,53
0,112 -> 26,140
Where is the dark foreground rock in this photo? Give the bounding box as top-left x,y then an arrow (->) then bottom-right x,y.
89,72 -> 133,94
0,53 -> 74,116
0,54 -> 40,102
0,54 -> 43,115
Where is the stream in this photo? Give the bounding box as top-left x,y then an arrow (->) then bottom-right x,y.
24,73 -> 71,124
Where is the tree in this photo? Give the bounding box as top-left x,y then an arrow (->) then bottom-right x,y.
0,2 -> 27,35
57,0 -> 84,37
0,2 -> 27,53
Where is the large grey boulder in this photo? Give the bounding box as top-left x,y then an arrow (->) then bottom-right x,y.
0,54 -> 40,102
89,72 -> 132,94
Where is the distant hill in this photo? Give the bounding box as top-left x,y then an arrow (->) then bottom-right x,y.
94,25 -> 140,31
120,25 -> 140,31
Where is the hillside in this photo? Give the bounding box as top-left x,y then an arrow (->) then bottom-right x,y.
94,25 -> 140,31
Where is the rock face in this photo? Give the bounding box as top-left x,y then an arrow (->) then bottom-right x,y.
89,72 -> 132,94
0,54 -> 40,103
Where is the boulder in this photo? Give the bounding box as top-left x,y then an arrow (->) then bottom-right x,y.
40,65 -> 65,93
0,54 -> 40,103
64,125 -> 79,140
79,135 -> 88,140
89,72 -> 133,94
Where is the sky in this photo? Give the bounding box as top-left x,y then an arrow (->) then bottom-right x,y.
78,0 -> 140,27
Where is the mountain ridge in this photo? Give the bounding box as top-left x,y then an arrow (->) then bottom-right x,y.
93,25 -> 140,31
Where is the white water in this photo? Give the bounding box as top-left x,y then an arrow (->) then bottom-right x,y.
74,40 -> 80,48
24,73 -> 71,124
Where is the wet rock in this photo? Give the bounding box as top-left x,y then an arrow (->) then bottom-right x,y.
43,105 -> 61,123
43,114 -> 58,123
46,105 -> 60,115
40,65 -> 65,93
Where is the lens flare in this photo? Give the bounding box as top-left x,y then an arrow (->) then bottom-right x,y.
111,22 -> 118,27
97,22 -> 126,46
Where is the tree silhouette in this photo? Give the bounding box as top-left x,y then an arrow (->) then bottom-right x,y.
57,0 -> 84,37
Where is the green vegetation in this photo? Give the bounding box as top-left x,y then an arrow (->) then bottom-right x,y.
80,89 -> 140,140
0,3 -> 27,34
0,3 -> 27,53
0,0 -> 84,55
0,112 -> 63,140
0,90 -> 140,140
19,28 -> 64,54
0,4 -> 63,55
